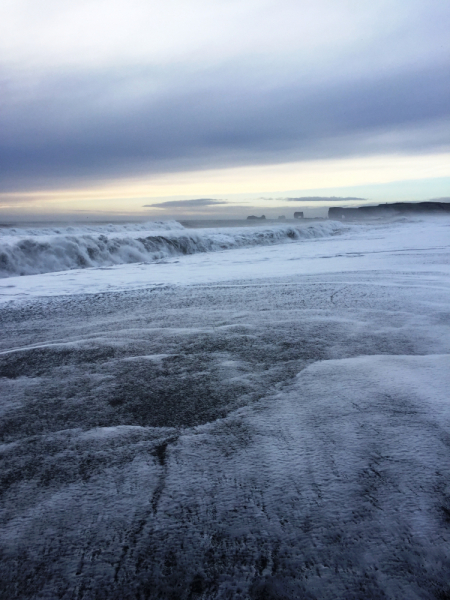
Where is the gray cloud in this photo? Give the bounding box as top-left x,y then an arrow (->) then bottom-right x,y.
284,197 -> 366,202
1,59 -> 449,192
144,198 -> 228,208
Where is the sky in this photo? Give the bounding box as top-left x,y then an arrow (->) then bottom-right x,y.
1,0 -> 449,220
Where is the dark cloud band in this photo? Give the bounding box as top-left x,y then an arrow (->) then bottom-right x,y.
1,60 -> 449,192
144,199 -> 228,208
284,197 -> 366,202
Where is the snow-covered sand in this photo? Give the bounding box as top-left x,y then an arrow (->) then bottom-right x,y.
1,216 -> 450,598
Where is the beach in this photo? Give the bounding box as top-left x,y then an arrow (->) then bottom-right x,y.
1,216 -> 450,598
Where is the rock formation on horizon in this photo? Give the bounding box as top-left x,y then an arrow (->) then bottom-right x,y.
329,201 -> 450,220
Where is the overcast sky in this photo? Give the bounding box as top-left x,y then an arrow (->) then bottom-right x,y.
1,0 -> 449,217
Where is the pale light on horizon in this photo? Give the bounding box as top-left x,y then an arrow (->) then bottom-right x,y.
1,152 -> 449,219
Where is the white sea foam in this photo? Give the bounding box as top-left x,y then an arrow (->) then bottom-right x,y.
0,220 -> 346,278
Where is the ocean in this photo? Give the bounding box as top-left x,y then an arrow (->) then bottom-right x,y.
1,215 -> 450,598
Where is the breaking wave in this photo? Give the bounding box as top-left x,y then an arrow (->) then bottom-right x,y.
0,220 -> 347,278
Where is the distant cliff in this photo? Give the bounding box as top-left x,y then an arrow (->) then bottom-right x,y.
329,201 -> 450,220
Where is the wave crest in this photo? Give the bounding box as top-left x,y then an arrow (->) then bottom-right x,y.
0,221 -> 345,278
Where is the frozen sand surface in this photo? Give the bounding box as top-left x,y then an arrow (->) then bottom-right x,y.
1,217 -> 450,598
